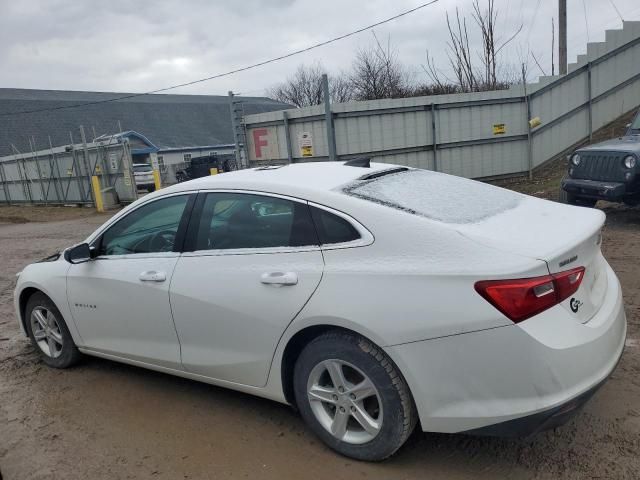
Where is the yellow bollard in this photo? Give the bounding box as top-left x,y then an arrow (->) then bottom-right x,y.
210,167 -> 218,175
91,176 -> 105,213
153,169 -> 162,190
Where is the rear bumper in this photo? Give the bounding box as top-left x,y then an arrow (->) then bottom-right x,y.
464,352 -> 620,436
561,178 -> 627,200
385,263 -> 627,434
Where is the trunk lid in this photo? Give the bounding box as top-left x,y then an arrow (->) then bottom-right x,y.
457,196 -> 607,323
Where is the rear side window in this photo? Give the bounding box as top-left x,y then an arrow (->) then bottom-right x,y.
310,207 -> 360,245
192,192 -> 318,250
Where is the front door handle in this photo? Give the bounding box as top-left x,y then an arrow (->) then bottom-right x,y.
139,270 -> 166,282
260,271 -> 298,286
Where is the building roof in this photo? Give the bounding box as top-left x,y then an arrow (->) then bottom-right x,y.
0,88 -> 291,157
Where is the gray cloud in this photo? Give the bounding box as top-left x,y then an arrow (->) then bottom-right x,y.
0,0 -> 639,97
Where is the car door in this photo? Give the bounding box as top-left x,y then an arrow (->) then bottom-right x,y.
169,191 -> 324,387
66,193 -> 194,369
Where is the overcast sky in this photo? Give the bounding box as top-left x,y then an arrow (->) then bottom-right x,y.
1,0 -> 639,98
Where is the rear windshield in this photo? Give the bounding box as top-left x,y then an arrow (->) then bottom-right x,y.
343,169 -> 521,224
133,164 -> 153,173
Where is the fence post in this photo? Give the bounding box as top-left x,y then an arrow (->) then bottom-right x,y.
0,162 -> 11,204
587,62 -> 593,142
29,138 -> 48,204
283,111 -> 293,163
229,91 -> 247,169
16,156 -> 33,203
322,74 -> 337,162
48,136 -> 64,202
522,66 -> 533,180
431,103 -> 438,172
79,126 -> 95,204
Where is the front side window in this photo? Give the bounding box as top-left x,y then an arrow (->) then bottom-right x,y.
193,193 -> 317,251
99,195 -> 188,255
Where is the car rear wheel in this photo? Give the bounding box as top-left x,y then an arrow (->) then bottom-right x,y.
25,292 -> 81,369
293,331 -> 416,461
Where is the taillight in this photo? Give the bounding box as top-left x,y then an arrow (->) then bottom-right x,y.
475,267 -> 585,323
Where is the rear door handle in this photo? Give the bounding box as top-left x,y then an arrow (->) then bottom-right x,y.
260,271 -> 298,286
139,270 -> 166,282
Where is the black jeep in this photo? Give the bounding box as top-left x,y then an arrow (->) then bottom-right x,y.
561,110 -> 640,206
175,154 -> 237,183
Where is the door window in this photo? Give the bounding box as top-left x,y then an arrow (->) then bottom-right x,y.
99,195 -> 189,255
193,193 -> 318,250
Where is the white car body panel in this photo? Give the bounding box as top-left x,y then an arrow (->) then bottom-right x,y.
66,252 -> 182,369
171,248 -> 324,386
13,161 -> 626,435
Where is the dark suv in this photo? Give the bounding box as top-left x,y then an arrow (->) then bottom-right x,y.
561,110 -> 640,206
175,154 -> 237,183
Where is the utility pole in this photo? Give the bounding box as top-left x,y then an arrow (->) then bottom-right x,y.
559,0 -> 567,75
552,17 -> 555,75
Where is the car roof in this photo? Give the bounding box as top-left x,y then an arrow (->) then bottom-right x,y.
163,161 -> 403,196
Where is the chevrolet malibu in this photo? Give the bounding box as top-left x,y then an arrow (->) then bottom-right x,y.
14,160 -> 626,461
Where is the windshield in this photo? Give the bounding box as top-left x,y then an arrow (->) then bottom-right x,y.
344,169 -> 521,224
133,164 -> 153,173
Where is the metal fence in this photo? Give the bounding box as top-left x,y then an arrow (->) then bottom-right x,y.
0,134 -> 138,205
242,21 -> 640,180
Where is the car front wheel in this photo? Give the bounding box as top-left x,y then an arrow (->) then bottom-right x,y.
293,331 -> 417,461
25,292 -> 82,368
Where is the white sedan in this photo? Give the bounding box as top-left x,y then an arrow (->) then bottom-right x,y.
14,160 -> 626,461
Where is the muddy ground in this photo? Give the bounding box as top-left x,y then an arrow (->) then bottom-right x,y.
0,194 -> 639,479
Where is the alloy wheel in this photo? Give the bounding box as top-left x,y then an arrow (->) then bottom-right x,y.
306,359 -> 383,445
30,306 -> 64,358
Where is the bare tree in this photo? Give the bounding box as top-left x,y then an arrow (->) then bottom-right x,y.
266,64 -> 353,107
423,0 -> 522,93
330,72 -> 354,104
349,33 -> 408,100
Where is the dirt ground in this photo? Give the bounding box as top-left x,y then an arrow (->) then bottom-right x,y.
1,190 -> 639,479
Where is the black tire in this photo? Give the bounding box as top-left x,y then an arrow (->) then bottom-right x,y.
577,197 -> 597,207
293,331 -> 417,461
559,188 -> 597,207
25,292 -> 82,369
559,186 -> 576,204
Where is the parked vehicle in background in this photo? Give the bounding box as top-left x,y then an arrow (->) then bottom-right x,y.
132,163 -> 155,192
14,161 -> 626,461
561,109 -> 640,206
175,154 -> 236,183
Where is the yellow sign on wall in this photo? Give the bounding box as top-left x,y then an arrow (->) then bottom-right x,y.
493,123 -> 506,135
299,132 -> 314,157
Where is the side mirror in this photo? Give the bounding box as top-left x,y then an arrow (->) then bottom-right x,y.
63,243 -> 95,264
